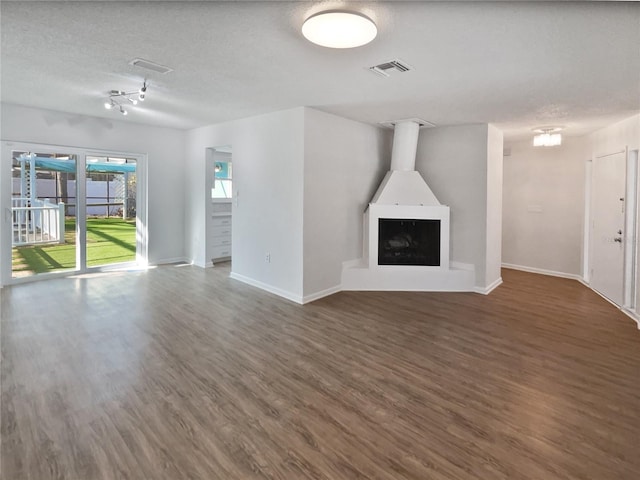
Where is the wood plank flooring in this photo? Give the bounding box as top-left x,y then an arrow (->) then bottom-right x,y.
2,264 -> 639,480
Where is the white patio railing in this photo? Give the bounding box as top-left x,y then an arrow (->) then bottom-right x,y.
12,198 -> 66,246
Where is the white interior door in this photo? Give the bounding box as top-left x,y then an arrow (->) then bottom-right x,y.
591,151 -> 626,305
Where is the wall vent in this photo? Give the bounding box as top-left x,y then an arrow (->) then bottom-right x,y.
129,58 -> 173,74
369,59 -> 412,77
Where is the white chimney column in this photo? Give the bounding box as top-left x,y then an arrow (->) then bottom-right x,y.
390,120 -> 420,171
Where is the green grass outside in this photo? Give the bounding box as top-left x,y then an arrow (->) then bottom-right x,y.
12,217 -> 136,276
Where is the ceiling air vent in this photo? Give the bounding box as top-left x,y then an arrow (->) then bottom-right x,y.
129,58 -> 173,75
369,59 -> 412,77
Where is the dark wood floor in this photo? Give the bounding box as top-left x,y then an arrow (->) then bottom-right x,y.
1,264 -> 639,480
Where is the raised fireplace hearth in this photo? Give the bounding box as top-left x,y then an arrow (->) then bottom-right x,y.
341,119 -> 475,291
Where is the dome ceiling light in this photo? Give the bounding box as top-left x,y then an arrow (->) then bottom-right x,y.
302,11 -> 377,49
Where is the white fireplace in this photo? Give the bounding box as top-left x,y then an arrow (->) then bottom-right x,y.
342,120 -> 475,291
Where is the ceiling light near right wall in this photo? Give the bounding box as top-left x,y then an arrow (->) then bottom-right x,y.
533,127 -> 563,147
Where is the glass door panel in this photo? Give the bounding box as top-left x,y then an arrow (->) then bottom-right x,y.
85,156 -> 137,267
11,151 -> 77,278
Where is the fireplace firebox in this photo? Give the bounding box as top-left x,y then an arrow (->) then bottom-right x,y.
378,218 -> 441,266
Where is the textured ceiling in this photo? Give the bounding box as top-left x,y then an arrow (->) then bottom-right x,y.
1,1 -> 638,140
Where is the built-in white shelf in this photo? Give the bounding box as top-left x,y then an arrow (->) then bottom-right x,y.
210,200 -> 232,263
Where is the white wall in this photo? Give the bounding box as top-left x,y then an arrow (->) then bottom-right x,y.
589,114 -> 640,156
185,108 -> 305,300
0,103 -> 186,265
502,136 -> 588,276
485,125 -> 504,288
416,124 -> 495,288
303,108 -> 390,298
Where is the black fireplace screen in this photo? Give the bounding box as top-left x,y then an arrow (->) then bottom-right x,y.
378,218 -> 441,266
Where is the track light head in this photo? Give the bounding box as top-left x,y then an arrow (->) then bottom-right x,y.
105,80 -> 147,115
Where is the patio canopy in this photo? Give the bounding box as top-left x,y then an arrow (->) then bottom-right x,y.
18,156 -> 136,173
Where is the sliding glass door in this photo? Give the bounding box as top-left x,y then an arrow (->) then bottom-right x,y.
85,156 -> 137,268
1,142 -> 146,284
9,150 -> 78,279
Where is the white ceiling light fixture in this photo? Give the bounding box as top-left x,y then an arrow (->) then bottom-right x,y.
104,80 -> 149,116
533,127 -> 563,147
302,11 -> 377,49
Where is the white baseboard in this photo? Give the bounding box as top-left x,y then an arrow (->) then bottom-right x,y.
474,277 -> 503,295
153,256 -> 189,266
193,260 -> 213,268
229,272 -> 303,304
302,285 -> 342,304
502,263 -> 583,281
621,308 -> 640,329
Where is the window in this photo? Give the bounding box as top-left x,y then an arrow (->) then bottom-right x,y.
212,161 -> 232,199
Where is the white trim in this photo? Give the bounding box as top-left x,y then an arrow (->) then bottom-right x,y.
594,149 -> 626,160
623,147 -> 636,309
588,283 -> 621,308
302,284 -> 341,304
77,152 -> 87,272
229,272 -> 303,304
629,149 -> 639,310
473,277 -> 502,295
621,307 -> 640,329
502,263 -> 582,281
153,256 -> 189,265
583,159 -> 592,283
193,260 -> 213,268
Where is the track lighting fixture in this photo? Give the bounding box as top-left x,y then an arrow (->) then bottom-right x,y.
104,80 -> 149,115
138,81 -> 147,102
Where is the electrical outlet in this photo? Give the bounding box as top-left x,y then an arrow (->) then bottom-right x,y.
265,253 -> 271,263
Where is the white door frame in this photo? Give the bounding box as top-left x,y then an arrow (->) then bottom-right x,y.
1,140 -> 148,286
584,147 -> 637,309
623,148 -> 637,310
